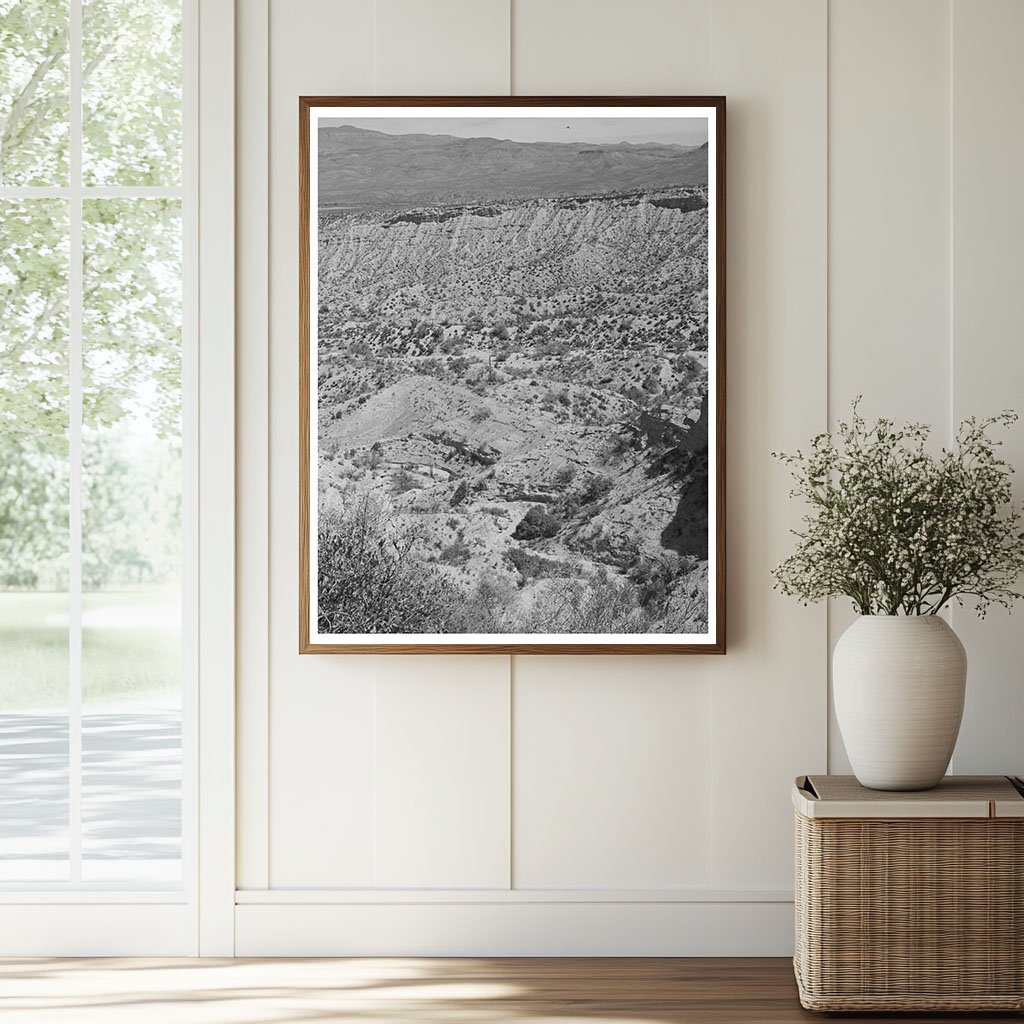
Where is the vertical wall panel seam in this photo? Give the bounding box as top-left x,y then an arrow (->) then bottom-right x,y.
236,0 -> 271,893
372,1 -> 379,94
823,0 -> 830,773
947,0 -> 954,449
824,0 -> 832,771
262,0 -> 272,888
508,649 -> 514,886
507,0 -> 515,891
946,0 -> 956,744
508,0 -> 514,95
508,656 -> 515,888
947,0 -> 955,449
707,0 -> 715,889
371,672 -> 379,886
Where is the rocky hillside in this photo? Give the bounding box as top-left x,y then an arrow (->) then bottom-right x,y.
316,180 -> 711,635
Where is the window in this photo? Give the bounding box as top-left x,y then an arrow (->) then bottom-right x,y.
0,0 -> 191,889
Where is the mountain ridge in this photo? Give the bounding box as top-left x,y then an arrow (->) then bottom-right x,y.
318,125 -> 708,208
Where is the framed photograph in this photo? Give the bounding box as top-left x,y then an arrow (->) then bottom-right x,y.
300,96 -> 725,654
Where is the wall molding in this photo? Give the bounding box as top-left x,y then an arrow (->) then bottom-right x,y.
234,0 -> 271,895
235,900 -> 794,956
197,0 -> 237,957
236,887 -> 791,904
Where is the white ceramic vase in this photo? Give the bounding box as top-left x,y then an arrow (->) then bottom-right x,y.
833,615 -> 967,791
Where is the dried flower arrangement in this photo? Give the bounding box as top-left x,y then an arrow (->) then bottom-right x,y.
773,401 -> 1024,616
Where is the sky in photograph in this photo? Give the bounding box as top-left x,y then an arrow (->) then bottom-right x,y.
320,116 -> 709,148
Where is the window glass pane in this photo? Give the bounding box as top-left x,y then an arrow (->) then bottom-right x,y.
0,199 -> 70,880
0,0 -> 69,186
82,0 -> 181,186
81,198 -> 181,883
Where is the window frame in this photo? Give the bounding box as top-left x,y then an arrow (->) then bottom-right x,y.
0,0 -> 236,955
0,0 -> 199,913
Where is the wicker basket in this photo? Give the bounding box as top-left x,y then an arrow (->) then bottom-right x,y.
793,775 -> 1024,1012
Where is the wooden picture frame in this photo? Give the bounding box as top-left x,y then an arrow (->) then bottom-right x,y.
300,96 -> 725,654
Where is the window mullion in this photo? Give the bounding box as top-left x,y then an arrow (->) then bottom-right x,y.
0,187 -> 184,200
68,0 -> 84,886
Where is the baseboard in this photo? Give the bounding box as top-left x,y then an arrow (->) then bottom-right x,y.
234,899 -> 795,956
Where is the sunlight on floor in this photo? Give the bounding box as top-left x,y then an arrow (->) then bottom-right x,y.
0,958 -> 673,1024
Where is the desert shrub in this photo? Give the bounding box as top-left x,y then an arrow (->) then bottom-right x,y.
469,406 -> 491,424
506,547 -> 572,581
506,547 -> 540,580
392,469 -> 417,494
353,448 -> 381,470
537,338 -> 570,358
552,464 -> 577,488
627,553 -> 686,612
638,564 -> 708,633
449,480 -> 469,506
512,505 -> 562,541
540,388 -> 571,410
518,577 -> 645,634
674,351 -> 704,376
558,493 -> 581,518
577,473 -> 613,505
463,573 -> 518,631
601,429 -> 636,461
317,496 -> 465,634
438,539 -> 472,567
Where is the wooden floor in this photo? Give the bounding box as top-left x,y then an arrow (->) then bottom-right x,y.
0,957 -> 1019,1023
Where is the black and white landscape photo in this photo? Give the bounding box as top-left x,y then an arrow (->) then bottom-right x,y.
303,103 -> 722,650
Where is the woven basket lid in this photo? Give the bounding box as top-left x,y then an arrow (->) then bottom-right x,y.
793,774 -> 1024,819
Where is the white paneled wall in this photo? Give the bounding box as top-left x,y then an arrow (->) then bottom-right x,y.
513,657 -> 713,889
826,0 -> 953,773
512,0 -> 712,93
375,0 -> 510,94
948,0 -> 1024,777
373,658 -> 511,888
706,0 -> 827,890
235,0 -> 1024,954
828,0 -> 951,427
827,0 -> 1024,778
